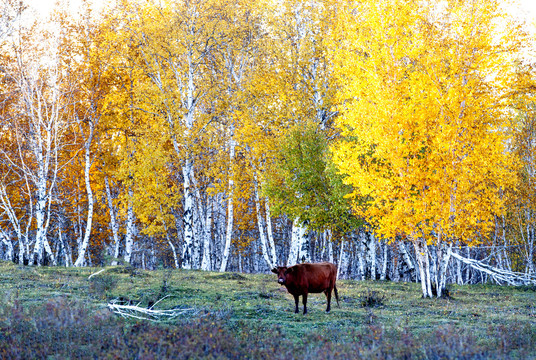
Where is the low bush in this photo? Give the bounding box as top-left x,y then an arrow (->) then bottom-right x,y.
359,289 -> 387,308
88,274 -> 118,298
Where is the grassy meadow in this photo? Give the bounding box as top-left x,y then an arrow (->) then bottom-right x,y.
0,260 -> 535,359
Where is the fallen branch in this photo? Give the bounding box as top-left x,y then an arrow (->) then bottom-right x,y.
88,268 -> 106,280
107,296 -> 199,322
451,252 -> 536,286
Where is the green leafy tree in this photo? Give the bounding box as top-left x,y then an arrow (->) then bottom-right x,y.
264,123 -> 361,236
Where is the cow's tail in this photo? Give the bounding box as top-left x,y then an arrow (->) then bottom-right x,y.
334,285 -> 340,307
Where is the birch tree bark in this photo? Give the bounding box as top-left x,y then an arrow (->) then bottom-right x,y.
456,246 -> 464,285
412,237 -> 433,298
57,213 -> 72,267
380,241 -> 388,281
367,231 -> 377,280
181,158 -> 195,269
265,198 -> 278,267
74,121 -> 95,267
198,194 -> 213,271
190,174 -> 213,271
287,218 -> 310,266
253,174 -> 273,269
124,187 -> 136,264
358,230 -> 366,280
0,228 -> 13,261
436,241 -> 453,297
398,241 -> 416,281
297,225 -> 311,264
104,176 -> 121,264
0,182 -> 31,264
219,131 -> 235,272
337,240 -> 349,279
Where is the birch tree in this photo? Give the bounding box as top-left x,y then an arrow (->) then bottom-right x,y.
57,5 -> 110,267
217,0 -> 260,271
0,14 -> 81,265
110,0 -> 225,269
511,63 -> 536,275
331,0 -> 523,297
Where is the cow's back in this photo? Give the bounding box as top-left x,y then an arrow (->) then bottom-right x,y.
296,262 -> 336,293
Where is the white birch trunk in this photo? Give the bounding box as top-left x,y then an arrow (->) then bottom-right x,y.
0,230 -> 13,261
0,183 -> 31,264
457,251 -> 464,284
192,202 -> 201,269
381,241 -> 388,281
124,187 -> 136,264
200,194 -> 213,271
104,177 -> 121,264
32,179 -> 49,265
413,237 -> 433,298
367,231 -> 377,280
437,242 -> 453,297
358,230 -> 366,280
525,209 -> 535,275
74,126 -> 95,267
181,159 -> 195,269
287,218 -> 301,266
327,231 -> 334,263
265,197 -> 277,266
287,218 -> 309,266
219,192 -> 234,272
57,221 -> 71,267
398,241 -> 416,280
253,174 -> 272,269
297,223 -> 311,264
430,245 -> 438,289
465,247 -> 472,283
501,216 -> 512,272
338,240 -> 349,279
219,132 -> 236,272
320,230 -> 333,262
168,240 -> 179,269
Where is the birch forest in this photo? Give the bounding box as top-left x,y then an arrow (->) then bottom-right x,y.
1,0 -> 535,297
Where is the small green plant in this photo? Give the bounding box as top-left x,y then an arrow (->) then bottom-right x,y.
89,274 -> 118,298
359,289 -> 386,308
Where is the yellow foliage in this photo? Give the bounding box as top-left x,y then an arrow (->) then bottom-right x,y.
330,0 -> 524,245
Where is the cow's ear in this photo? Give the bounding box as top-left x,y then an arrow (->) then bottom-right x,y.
271,267 -> 278,274
285,267 -> 294,274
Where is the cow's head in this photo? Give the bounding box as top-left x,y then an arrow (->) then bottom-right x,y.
271,266 -> 294,285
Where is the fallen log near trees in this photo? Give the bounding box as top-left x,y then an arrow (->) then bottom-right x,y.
451,252 -> 536,286
107,296 -> 198,322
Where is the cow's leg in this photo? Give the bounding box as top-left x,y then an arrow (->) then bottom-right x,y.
293,294 -> 300,314
302,293 -> 308,315
325,288 -> 332,313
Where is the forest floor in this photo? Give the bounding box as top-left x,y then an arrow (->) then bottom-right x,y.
0,260 -> 535,359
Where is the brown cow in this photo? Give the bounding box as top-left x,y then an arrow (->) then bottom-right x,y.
272,262 -> 339,315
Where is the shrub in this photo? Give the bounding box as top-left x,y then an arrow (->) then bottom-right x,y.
359,289 -> 387,308
89,274 -> 118,298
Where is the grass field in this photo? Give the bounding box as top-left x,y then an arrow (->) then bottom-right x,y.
0,260 -> 535,359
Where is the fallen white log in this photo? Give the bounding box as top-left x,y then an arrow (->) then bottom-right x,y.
107,296 -> 199,322
451,252 -> 536,286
